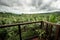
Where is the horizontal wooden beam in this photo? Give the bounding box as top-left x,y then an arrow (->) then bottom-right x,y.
43,21 -> 60,26
0,21 -> 41,28
0,21 -> 60,28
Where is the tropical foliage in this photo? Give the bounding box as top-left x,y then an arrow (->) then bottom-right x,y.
0,12 -> 60,40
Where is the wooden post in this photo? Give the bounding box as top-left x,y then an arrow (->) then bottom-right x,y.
55,25 -> 60,40
45,23 -> 49,40
18,25 -> 22,40
49,25 -> 53,40
40,21 -> 44,29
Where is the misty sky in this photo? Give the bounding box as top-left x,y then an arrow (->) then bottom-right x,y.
0,0 -> 60,14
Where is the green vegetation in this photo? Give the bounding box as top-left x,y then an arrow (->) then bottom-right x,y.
0,12 -> 60,40
0,12 -> 60,24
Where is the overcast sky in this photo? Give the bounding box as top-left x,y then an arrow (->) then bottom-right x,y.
0,0 -> 60,14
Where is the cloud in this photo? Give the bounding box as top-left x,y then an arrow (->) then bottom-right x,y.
0,0 -> 60,14
50,0 -> 60,9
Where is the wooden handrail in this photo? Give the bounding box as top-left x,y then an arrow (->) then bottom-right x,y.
0,21 -> 41,28
0,21 -> 60,28
44,21 -> 60,26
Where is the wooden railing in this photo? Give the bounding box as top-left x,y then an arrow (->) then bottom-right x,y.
43,21 -> 60,40
0,21 -> 60,40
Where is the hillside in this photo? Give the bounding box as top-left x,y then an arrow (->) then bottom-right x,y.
0,12 -> 60,25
